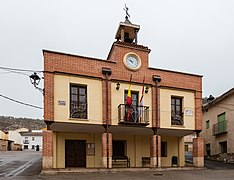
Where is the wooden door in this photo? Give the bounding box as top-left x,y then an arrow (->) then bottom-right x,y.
65,140 -> 86,167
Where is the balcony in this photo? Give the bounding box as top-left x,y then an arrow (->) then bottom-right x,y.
118,104 -> 149,126
23,140 -> 29,144
171,112 -> 184,125
213,120 -> 227,135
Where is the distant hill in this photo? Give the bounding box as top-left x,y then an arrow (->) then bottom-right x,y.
0,116 -> 46,131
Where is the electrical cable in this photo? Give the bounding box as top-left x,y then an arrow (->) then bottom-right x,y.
0,66 -> 43,73
0,69 -> 30,76
0,93 -> 43,110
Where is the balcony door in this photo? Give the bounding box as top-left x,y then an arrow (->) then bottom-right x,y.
124,91 -> 139,122
124,91 -> 139,107
217,113 -> 226,133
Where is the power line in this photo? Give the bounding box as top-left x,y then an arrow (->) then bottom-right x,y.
0,93 -> 43,110
0,66 -> 43,73
0,69 -> 29,76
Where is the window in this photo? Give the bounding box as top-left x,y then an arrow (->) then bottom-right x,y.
206,120 -> 210,129
161,142 -> 167,157
206,143 -> 210,156
219,141 -> 227,153
24,145 -> 28,149
113,140 -> 126,157
70,84 -> 87,119
32,145 -> 35,149
185,145 -> 189,152
25,137 -> 28,140
32,137 -> 35,141
171,97 -> 183,125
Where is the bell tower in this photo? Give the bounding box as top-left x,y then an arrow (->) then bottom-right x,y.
115,5 -> 140,44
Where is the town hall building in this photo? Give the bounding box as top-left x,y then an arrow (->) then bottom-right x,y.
42,14 -> 204,169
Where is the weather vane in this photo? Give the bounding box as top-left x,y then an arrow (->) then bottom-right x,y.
123,4 -> 130,21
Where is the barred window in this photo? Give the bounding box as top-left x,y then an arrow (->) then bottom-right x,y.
70,84 -> 87,119
171,97 -> 183,125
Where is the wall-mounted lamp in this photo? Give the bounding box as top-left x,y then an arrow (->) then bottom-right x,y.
145,86 -> 149,94
116,82 -> 120,90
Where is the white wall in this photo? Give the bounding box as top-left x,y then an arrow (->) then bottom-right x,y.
8,131 -> 22,144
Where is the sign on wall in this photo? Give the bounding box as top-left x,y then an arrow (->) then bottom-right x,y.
185,109 -> 193,117
87,143 -> 95,156
58,100 -> 66,106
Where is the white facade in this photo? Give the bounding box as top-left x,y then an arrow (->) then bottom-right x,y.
21,130 -> 43,151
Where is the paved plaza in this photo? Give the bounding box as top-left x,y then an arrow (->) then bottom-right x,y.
0,151 -> 234,179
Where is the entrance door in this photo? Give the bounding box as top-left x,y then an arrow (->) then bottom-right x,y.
65,140 -> 86,167
113,140 -> 126,157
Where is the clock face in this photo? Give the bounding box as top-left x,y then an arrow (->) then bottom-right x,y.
123,53 -> 141,71
126,56 -> 138,69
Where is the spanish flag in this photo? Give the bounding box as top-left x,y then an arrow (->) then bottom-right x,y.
126,75 -> 132,106
139,76 -> 145,106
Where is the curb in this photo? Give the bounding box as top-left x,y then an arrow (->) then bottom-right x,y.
41,167 -> 207,175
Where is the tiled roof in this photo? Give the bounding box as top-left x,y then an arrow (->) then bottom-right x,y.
114,41 -> 150,51
20,132 -> 42,136
203,87 -> 234,110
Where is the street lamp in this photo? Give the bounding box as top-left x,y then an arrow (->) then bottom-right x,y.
29,72 -> 44,95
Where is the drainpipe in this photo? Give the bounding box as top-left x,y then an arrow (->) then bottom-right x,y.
152,75 -> 161,167
102,67 -> 112,168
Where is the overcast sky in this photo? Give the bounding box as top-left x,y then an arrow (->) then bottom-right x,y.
0,0 -> 234,119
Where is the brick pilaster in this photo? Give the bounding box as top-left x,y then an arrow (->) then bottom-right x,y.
102,79 -> 112,125
102,133 -> 112,168
150,135 -> 161,167
42,130 -> 53,169
193,137 -> 204,167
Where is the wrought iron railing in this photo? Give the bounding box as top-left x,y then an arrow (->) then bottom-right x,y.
213,120 -> 227,135
118,104 -> 149,126
70,102 -> 87,119
171,111 -> 184,125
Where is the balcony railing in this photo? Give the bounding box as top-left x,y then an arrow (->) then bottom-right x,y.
213,120 -> 227,135
23,140 -> 29,144
118,104 -> 149,126
171,112 -> 184,125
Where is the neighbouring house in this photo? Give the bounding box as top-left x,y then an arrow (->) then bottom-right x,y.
0,130 -> 8,151
0,130 -> 23,151
0,116 -> 46,151
184,133 -> 197,152
20,130 -> 43,151
42,15 -> 203,169
201,88 -> 234,162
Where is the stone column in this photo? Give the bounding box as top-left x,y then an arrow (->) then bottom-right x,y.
102,133 -> 112,168
42,130 -> 53,169
150,135 -> 161,167
193,137 -> 204,167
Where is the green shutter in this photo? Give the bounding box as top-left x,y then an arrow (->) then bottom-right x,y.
217,113 -> 226,133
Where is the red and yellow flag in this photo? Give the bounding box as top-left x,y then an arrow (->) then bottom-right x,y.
139,76 -> 145,106
126,75 -> 132,106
